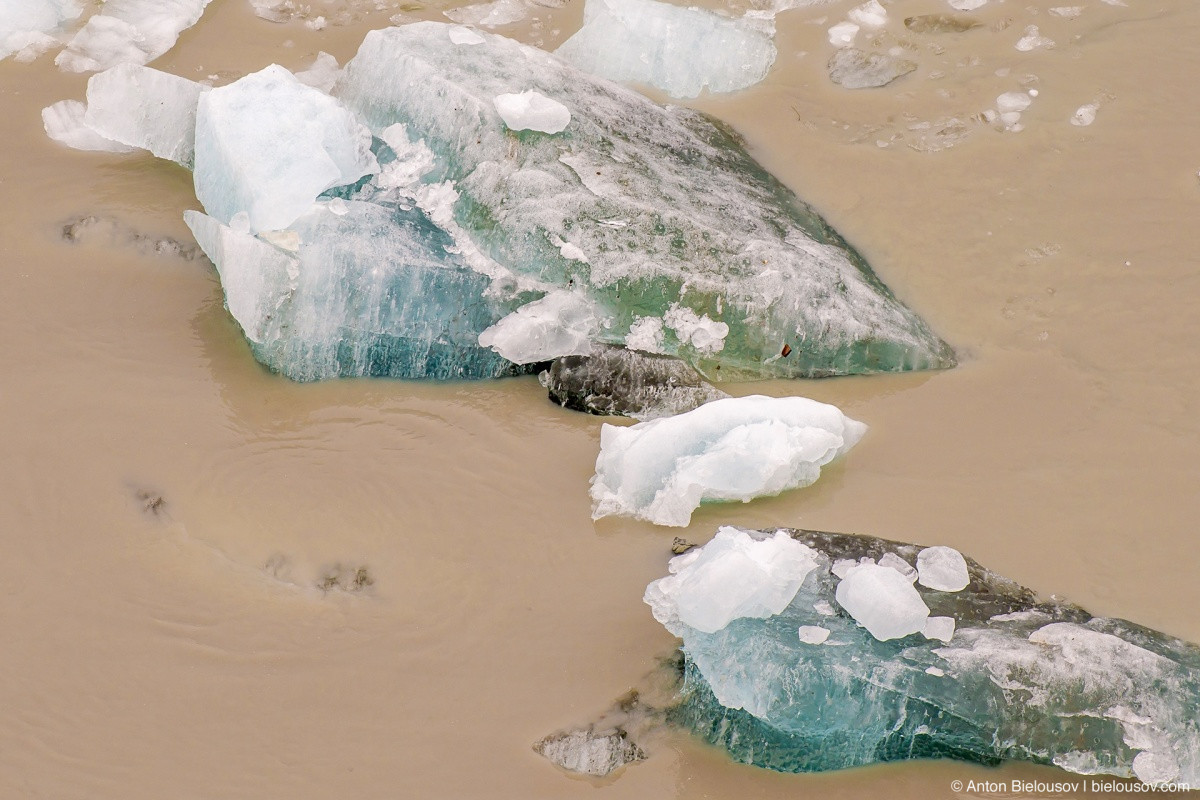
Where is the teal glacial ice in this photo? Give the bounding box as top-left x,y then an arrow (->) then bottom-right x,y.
649,527 -> 1199,783
48,22 -> 955,382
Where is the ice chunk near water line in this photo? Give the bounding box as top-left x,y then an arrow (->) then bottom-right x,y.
42,100 -> 135,153
591,395 -> 865,527
0,0 -> 82,61
185,202 -> 529,381
541,344 -> 727,420
916,545 -> 969,591
492,91 -> 571,134
194,64 -> 378,233
655,527 -> 1200,781
478,290 -> 601,363
556,0 -> 777,100
56,0 -> 212,73
335,23 -> 955,381
84,64 -> 208,166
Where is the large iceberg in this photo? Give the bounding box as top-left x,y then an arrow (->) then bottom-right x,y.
591,395 -> 866,526
334,23 -> 955,380
556,0 -> 777,99
0,0 -> 81,61
650,527 -> 1200,783
56,0 -> 211,73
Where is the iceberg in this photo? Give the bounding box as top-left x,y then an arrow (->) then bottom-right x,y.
0,0 -> 81,61
335,23 -> 955,380
541,344 -> 727,419
555,0 -> 777,99
193,65 -> 379,233
56,0 -> 212,73
651,527 -> 1200,783
591,395 -> 866,527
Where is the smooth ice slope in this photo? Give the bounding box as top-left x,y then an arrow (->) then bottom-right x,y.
655,527 -> 1200,782
334,23 -> 955,380
56,0 -> 211,72
185,202 -> 528,381
194,65 -> 378,233
557,0 -> 777,99
84,64 -> 207,166
591,395 -> 866,526
0,0 -> 81,61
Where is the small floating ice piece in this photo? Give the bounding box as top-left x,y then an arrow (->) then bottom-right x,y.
847,0 -> 886,28
56,0 -> 212,73
923,615 -> 956,643
557,0 -> 777,100
917,546 -> 970,591
996,91 -> 1033,113
444,0 -> 528,28
478,290 -> 601,363
592,395 -> 866,527
644,527 -> 820,635
1071,103 -> 1097,126
799,625 -> 831,644
1015,24 -> 1054,51
835,562 -> 930,641
949,0 -> 987,9
41,99 -> 135,153
193,64 -> 378,232
493,90 -> 571,133
827,21 -> 859,47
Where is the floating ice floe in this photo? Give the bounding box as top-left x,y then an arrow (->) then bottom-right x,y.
591,395 -> 866,527
654,526 -> 1200,782
56,0 -> 212,73
46,23 -> 955,384
1015,24 -> 1054,52
827,48 -> 916,89
0,0 -> 82,62
556,0 -> 777,99
1072,103 -> 1098,126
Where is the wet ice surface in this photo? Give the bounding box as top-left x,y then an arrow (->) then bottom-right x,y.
656,527 -> 1200,783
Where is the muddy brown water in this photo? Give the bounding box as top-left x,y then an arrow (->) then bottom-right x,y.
2,0 -> 1199,797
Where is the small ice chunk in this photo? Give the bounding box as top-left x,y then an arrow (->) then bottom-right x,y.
949,0 -> 987,9
1,0 -> 82,61
444,0 -> 528,29
916,546 -> 970,592
625,316 -> 666,354
478,290 -> 601,363
295,52 -> 341,93
835,563 -> 930,641
831,558 -> 859,579
996,91 -> 1033,113
42,99 -> 136,153
493,90 -> 571,134
1015,25 -> 1054,51
813,600 -> 835,616
925,666 -> 945,677
593,395 -> 866,527
923,616 -> 956,643
878,552 -> 917,581
663,304 -> 729,354
1048,6 -> 1083,18
644,527 -> 820,635
827,21 -> 859,47
193,64 -> 378,233
828,48 -> 916,89
448,25 -> 485,45
847,0 -> 886,28
1071,104 -> 1097,126
798,625 -> 831,644
557,0 -> 777,100
56,0 -> 212,73
84,64 -> 208,166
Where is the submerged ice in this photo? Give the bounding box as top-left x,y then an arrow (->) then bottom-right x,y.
591,395 -> 865,527
652,527 -> 1200,782
46,21 -> 954,384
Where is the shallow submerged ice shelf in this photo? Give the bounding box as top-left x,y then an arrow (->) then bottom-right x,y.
649,527 -> 1200,783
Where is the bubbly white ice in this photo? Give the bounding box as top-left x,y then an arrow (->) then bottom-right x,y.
663,304 -> 728,354
827,21 -> 858,47
835,562 -> 930,641
56,0 -> 212,73
644,527 -> 819,635
477,290 -> 601,363
193,64 -> 378,233
492,90 -> 571,134
798,625 -> 831,644
592,395 -> 866,527
557,0 -> 777,100
916,546 -> 970,592
0,0 -> 81,61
